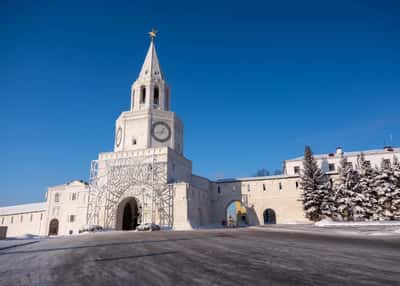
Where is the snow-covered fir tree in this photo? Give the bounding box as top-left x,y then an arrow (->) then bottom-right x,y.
300,145 -> 330,221
392,156 -> 400,220
356,153 -> 379,221
373,156 -> 400,220
331,157 -> 361,221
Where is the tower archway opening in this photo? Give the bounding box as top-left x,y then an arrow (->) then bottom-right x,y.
116,197 -> 139,230
140,86 -> 146,104
154,86 -> 159,106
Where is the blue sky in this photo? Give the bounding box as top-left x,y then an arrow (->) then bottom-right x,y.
1,0 -> 400,206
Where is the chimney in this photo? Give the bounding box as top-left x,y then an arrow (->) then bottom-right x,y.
384,146 -> 394,152
336,147 -> 344,156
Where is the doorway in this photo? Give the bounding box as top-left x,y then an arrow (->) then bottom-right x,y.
48,219 -> 59,235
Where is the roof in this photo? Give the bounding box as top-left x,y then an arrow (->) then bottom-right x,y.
215,174 -> 299,183
137,40 -> 164,82
285,147 -> 400,162
0,202 -> 47,216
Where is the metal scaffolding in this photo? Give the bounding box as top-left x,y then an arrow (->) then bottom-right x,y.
86,153 -> 173,229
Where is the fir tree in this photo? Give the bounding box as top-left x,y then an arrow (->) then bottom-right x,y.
392,156 -> 400,220
300,145 -> 330,221
331,157 -> 361,221
357,153 -> 379,221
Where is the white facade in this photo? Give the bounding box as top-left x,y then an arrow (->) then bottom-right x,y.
284,146 -> 400,176
0,181 -> 88,237
1,34 -> 398,238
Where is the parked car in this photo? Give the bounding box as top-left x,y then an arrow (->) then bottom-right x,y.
79,224 -> 103,234
137,223 -> 161,232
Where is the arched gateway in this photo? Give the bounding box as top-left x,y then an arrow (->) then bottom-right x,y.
263,209 -> 276,224
116,197 -> 140,230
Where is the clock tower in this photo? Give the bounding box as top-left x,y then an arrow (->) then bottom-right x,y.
114,34 -> 184,155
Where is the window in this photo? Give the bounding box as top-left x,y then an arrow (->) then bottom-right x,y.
295,181 -> 299,189
217,186 -> 221,194
382,159 -> 391,169
247,184 -> 251,192
263,184 -> 266,191
52,207 -> 60,216
328,164 -> 335,171
71,193 -> 77,200
294,166 -> 300,174
30,214 -> 33,222
54,193 -> 60,203
278,182 -> 282,190
140,86 -> 146,104
132,138 -> 137,145
154,87 -> 159,105
1,217 -> 4,224
40,214 -> 43,221
20,215 -> 23,222
69,215 -> 76,223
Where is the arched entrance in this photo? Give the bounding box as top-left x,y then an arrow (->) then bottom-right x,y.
48,219 -> 59,235
263,209 -> 276,224
226,201 -> 247,227
116,197 -> 139,230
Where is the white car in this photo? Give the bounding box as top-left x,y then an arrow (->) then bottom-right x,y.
136,223 -> 161,232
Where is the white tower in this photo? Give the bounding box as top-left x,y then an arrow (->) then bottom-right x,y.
114,33 -> 184,155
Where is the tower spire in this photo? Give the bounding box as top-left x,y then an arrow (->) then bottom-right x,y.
137,29 -> 163,81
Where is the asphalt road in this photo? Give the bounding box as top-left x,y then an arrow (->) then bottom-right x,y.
0,227 -> 399,286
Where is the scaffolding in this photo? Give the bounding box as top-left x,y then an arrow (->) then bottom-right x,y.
87,153 -> 173,229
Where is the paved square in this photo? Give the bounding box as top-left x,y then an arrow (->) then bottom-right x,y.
1,227 -> 399,286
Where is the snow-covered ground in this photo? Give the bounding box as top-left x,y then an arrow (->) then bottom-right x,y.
254,221 -> 400,237
315,219 -> 400,227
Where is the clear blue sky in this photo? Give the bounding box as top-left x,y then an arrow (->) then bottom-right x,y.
1,0 -> 400,206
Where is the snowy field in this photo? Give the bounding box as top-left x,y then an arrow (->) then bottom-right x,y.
0,227 -> 399,286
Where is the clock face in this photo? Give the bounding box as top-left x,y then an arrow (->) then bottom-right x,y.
151,121 -> 171,142
116,127 -> 122,147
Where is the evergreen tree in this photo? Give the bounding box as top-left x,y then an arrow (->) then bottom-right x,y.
357,153 -> 379,221
331,157 -> 361,221
300,145 -> 330,221
392,156 -> 400,220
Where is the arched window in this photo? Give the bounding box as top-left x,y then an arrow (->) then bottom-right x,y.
154,86 -> 159,105
140,86 -> 146,104
55,193 -> 60,203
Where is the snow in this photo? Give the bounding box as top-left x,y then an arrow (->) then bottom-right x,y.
315,219 -> 400,227
0,202 -> 47,215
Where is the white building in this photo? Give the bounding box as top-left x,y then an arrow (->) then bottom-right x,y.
284,146 -> 400,176
0,180 -> 88,237
1,33 -> 399,238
